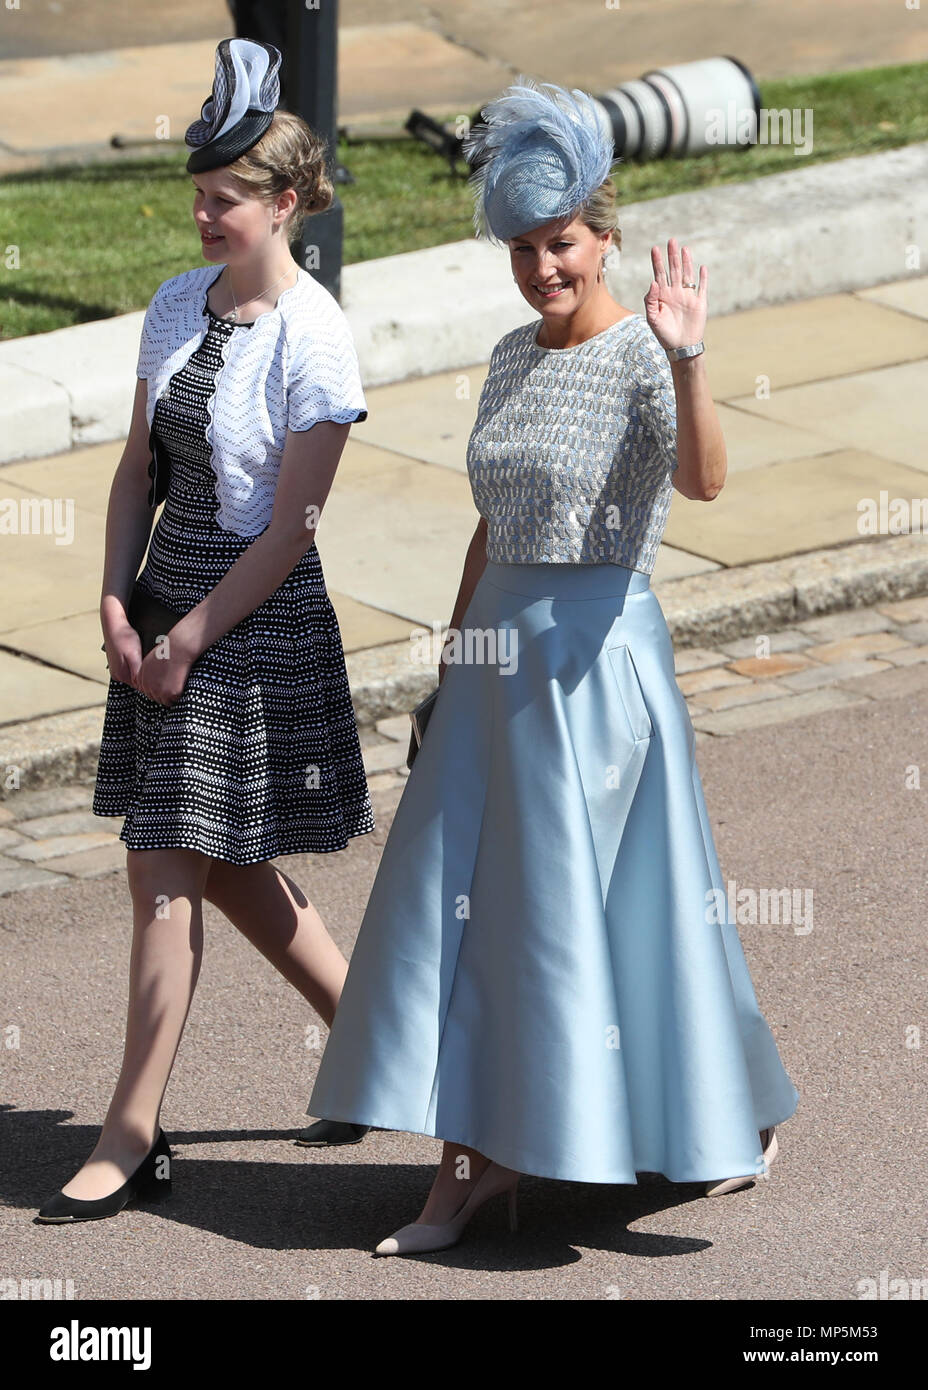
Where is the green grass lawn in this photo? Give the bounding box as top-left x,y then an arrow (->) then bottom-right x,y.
0,61 -> 925,340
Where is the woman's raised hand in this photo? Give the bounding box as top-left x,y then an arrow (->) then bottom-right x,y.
644,237 -> 708,351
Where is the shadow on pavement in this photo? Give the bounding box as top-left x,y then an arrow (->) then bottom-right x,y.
6,1107 -> 716,1268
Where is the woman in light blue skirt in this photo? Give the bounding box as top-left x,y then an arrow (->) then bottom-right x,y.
305,79 -> 800,1255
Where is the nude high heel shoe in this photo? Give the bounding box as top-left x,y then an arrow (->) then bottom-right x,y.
374,1160 -> 520,1256
705,1126 -> 778,1198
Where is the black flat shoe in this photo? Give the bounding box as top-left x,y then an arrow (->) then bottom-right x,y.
295,1120 -> 371,1147
35,1129 -> 173,1224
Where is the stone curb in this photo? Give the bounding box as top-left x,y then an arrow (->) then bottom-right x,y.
1,533 -> 925,799
2,140 -> 927,461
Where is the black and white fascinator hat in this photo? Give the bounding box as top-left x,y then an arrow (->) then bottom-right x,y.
185,38 -> 282,173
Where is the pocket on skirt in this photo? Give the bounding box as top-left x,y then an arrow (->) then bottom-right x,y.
604,643 -> 653,743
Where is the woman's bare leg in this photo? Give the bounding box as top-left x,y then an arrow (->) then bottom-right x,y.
61,847 -> 212,1201
202,859 -> 349,1026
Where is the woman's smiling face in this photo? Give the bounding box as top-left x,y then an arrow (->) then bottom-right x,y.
192,168 -> 280,261
509,214 -> 612,318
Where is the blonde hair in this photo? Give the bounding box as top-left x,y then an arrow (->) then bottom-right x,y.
579,175 -> 622,254
223,110 -> 334,242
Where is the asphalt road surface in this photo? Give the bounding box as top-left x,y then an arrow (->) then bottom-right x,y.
1,684 -> 925,1303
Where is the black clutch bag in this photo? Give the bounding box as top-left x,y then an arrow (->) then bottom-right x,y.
127,586 -> 186,657
101,584 -> 186,662
146,423 -> 171,508
406,686 -> 440,770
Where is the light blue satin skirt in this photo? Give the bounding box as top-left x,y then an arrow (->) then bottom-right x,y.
308,560 -> 799,1184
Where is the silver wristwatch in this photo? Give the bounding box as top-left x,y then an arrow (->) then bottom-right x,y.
666,341 -> 705,361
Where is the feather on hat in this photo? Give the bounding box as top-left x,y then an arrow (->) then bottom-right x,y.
463,77 -> 617,244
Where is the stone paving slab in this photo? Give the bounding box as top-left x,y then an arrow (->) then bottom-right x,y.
691,684 -> 869,737
831,661 -> 928,702
0,785 -> 93,818
859,276 -> 928,321
725,653 -> 813,680
882,643 -> 928,667
728,359 -> 928,474
792,607 -> 896,642
777,656 -> 893,692
0,649 -> 103,725
361,366 -> 490,474
801,630 -> 909,663
0,862 -> 65,894
15,809 -> 109,839
0,440 -> 121,518
316,439 -> 481,628
0,612 -> 110,688
0,480 -> 106,628
710,405 -> 836,475
662,449 -> 928,567
691,679 -> 794,713
677,666 -> 751,698
692,294 -> 928,401
875,595 -> 928,623
34,841 -> 128,879
6,830 -> 118,863
716,630 -> 817,659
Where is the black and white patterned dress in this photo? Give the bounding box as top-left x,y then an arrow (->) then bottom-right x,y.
92,301 -> 375,863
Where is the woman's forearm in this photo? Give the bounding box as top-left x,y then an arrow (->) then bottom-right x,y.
448,519 -> 488,632
440,518 -> 488,676
168,524 -> 310,663
100,461 -> 156,622
670,354 -> 727,501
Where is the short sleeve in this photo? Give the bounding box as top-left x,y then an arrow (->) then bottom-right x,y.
471,341 -> 501,423
467,340 -> 504,521
286,313 -> 368,433
135,286 -> 164,380
136,274 -> 192,379
633,325 -> 678,475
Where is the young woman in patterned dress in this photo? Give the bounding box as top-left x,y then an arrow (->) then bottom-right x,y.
36,44 -> 373,1223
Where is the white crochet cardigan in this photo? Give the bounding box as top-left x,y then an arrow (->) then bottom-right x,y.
137,264 -> 368,536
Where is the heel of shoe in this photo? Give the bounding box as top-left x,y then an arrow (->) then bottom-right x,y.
507,1185 -> 519,1233
139,1175 -> 172,1203
135,1130 -> 172,1203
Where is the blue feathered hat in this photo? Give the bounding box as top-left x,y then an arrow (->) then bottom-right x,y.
463,77 -> 617,244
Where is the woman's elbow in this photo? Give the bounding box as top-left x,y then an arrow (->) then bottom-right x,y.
674,472 -> 724,502
674,454 -> 727,501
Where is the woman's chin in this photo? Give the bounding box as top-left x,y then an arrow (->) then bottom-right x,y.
534,293 -> 577,316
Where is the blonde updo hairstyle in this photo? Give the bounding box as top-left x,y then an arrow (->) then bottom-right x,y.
578,173 -> 622,267
223,110 -> 334,243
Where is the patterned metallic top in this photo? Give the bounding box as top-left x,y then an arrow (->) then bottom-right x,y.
466,313 -> 678,573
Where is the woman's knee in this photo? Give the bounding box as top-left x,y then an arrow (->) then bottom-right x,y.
126,847 -> 212,902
